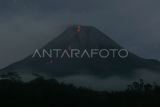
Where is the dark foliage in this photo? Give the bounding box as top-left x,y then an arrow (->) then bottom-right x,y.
0,76 -> 160,107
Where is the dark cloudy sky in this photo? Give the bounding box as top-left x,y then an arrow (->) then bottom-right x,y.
0,0 -> 160,69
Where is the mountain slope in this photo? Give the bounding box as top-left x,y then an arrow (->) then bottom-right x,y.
0,25 -> 160,80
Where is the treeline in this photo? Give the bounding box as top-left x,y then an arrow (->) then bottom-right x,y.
0,73 -> 160,107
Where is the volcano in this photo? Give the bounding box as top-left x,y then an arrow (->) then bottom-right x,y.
0,25 -> 160,80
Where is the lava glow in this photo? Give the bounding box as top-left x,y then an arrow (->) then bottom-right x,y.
76,25 -> 81,32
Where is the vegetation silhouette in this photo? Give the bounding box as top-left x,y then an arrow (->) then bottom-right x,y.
0,73 -> 160,107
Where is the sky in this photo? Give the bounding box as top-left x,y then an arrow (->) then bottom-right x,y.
0,0 -> 160,69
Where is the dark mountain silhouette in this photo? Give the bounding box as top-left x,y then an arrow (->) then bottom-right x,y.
0,25 -> 160,79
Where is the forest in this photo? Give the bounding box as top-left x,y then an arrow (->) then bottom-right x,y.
0,72 -> 159,107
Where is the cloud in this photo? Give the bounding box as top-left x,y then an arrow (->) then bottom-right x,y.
56,69 -> 160,91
